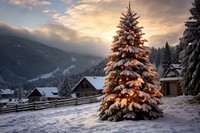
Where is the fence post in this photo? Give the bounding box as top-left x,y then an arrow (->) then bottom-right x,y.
75,98 -> 78,105
55,99 -> 57,108
89,97 -> 92,103
34,102 -> 36,111
16,104 -> 18,112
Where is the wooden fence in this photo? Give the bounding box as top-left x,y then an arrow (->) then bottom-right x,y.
0,95 -> 100,114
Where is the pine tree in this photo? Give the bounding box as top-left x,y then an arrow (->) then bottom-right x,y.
180,0 -> 200,97
162,42 -> 172,76
99,3 -> 163,121
155,48 -> 161,69
149,47 -> 157,64
59,77 -> 72,97
174,44 -> 183,63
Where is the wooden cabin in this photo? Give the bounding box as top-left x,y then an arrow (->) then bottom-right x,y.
27,87 -> 62,102
0,89 -> 14,99
73,76 -> 105,97
160,64 -> 182,96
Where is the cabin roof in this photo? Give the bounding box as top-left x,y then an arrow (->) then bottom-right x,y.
160,77 -> 182,82
0,89 -> 14,95
28,87 -> 59,98
73,76 -> 105,91
84,76 -> 105,90
163,64 -> 182,78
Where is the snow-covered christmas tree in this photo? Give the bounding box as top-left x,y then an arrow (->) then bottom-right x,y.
180,0 -> 200,99
99,3 -> 163,121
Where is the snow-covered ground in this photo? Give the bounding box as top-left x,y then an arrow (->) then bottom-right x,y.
28,67 -> 60,82
62,65 -> 76,74
0,96 -> 199,133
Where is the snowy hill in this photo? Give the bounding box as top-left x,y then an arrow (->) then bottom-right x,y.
0,96 -> 199,133
0,35 -> 102,87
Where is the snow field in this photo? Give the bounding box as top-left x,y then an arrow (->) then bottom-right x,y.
0,96 -> 199,133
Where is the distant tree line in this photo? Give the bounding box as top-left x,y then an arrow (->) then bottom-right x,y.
11,42 -> 183,98
149,42 -> 183,76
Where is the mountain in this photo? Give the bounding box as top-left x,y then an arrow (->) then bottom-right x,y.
0,35 -> 102,87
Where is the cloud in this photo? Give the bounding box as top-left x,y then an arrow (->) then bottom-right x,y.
43,0 -> 192,48
7,0 -> 51,9
0,22 -> 109,57
1,0 -> 194,57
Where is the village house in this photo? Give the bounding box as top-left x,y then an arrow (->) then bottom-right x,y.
0,89 -> 14,99
73,76 -> 105,97
27,87 -> 62,102
160,64 -> 182,96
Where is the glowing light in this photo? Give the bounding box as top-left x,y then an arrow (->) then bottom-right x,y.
119,78 -> 122,82
123,41 -> 127,45
140,40 -> 144,44
137,78 -> 144,83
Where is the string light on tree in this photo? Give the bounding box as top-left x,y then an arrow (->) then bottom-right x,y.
99,2 -> 163,121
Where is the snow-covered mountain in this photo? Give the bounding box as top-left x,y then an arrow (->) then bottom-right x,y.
0,35 -> 102,87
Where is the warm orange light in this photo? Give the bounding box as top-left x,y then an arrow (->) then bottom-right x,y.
141,97 -> 146,102
123,41 -> 127,45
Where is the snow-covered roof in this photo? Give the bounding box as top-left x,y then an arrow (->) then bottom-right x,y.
0,89 -> 14,95
171,64 -> 182,74
85,76 -> 105,90
177,70 -> 181,74
73,76 -> 105,91
171,64 -> 181,69
160,77 -> 182,81
35,87 -> 59,97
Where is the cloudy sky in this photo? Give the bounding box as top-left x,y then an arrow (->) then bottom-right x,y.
0,0 -> 193,57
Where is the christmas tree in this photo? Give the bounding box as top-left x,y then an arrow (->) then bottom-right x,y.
180,0 -> 200,98
99,3 -> 163,121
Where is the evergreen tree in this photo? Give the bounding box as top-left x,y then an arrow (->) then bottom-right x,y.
180,0 -> 200,97
149,47 -> 157,64
155,48 -> 161,69
59,77 -> 72,97
99,3 -> 163,121
174,44 -> 183,63
162,42 -> 172,76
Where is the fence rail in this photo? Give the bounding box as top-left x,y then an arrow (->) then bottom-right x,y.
0,95 -> 101,114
